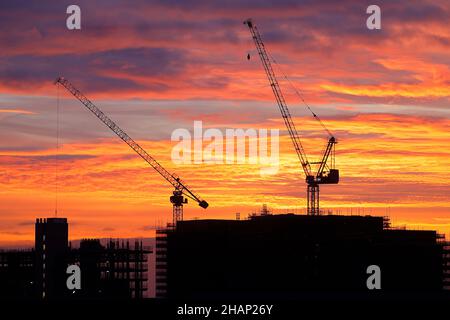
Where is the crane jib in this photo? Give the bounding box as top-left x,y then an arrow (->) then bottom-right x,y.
55,77 -> 208,209
245,21 -> 311,178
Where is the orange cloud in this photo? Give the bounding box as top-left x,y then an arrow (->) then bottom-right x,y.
1,113 -> 449,245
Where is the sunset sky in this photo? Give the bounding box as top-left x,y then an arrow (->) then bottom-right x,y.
0,0 -> 449,247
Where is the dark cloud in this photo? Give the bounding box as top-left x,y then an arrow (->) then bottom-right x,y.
0,230 -> 27,236
17,221 -> 35,226
0,47 -> 186,93
383,2 -> 449,23
0,154 -> 95,166
141,225 -> 162,231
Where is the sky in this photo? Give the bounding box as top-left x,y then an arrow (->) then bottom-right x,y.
0,0 -> 449,247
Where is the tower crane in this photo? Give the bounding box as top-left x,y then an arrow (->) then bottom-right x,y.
55,77 -> 208,226
244,19 -> 339,215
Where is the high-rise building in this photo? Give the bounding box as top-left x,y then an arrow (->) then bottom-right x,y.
35,218 -> 69,299
1,217 -> 151,300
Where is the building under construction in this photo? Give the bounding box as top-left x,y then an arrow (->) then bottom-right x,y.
69,238 -> 149,299
0,249 -> 35,299
0,217 -> 151,300
156,213 -> 449,299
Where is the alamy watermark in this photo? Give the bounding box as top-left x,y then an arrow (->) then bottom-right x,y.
65,4 -> 381,32
66,5 -> 81,30
366,5 -> 381,30
366,264 -> 381,289
171,121 -> 279,175
66,264 -> 81,291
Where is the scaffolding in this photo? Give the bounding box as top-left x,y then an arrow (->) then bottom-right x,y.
443,240 -> 450,291
155,228 -> 169,298
72,239 -> 151,299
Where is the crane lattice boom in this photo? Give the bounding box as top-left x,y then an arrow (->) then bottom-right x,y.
245,20 -> 312,178
55,77 -> 208,225
244,19 -> 339,215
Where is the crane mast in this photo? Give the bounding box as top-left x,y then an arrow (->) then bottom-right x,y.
55,77 -> 208,226
244,19 -> 339,215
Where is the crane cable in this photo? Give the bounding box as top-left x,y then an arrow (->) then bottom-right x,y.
267,52 -> 334,138
55,83 -> 60,217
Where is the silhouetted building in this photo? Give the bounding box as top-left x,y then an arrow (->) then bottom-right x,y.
0,249 -> 35,299
69,239 -> 150,299
445,243 -> 450,290
0,217 -> 151,300
155,229 -> 168,297
156,214 -> 446,299
35,217 -> 69,299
